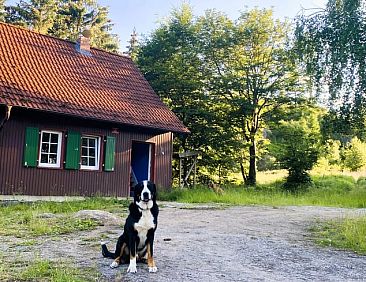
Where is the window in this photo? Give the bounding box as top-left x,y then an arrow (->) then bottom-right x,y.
81,136 -> 101,170
38,130 -> 62,168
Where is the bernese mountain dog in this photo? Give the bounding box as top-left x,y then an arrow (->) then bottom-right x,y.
101,180 -> 159,273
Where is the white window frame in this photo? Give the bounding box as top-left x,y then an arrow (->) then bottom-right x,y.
38,130 -> 62,168
80,135 -> 101,171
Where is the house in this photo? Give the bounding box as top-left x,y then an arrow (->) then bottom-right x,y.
0,23 -> 189,197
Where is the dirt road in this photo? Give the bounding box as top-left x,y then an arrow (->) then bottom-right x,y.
99,204 -> 366,282
2,203 -> 366,281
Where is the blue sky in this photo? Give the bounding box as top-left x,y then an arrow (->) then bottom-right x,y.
98,0 -> 327,51
6,0 -> 327,51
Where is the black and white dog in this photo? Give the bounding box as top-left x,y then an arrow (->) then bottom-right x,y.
101,180 -> 159,273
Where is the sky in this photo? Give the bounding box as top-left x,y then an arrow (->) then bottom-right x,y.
97,0 -> 327,51
6,0 -> 328,51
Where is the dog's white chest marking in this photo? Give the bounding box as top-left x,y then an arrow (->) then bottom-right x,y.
134,210 -> 155,247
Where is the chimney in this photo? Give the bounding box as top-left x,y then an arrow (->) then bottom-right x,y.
76,29 -> 91,56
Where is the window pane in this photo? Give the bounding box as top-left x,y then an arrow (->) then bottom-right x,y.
50,144 -> 58,154
41,143 -> 49,153
89,157 -> 95,166
82,138 -> 88,147
89,148 -> 95,157
50,134 -> 58,143
89,138 -> 95,147
81,147 -> 88,157
40,154 -> 48,163
49,154 -> 57,164
42,132 -> 50,142
81,157 -> 88,166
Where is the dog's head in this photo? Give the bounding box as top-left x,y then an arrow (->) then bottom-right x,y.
134,180 -> 157,210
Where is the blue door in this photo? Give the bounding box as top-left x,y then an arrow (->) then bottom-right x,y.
131,142 -> 151,184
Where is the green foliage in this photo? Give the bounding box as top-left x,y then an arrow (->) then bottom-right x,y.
341,137 -> 366,171
4,0 -> 119,52
5,0 -> 58,32
269,103 -> 322,191
295,0 -> 366,138
0,0 -> 5,21
138,6 -> 303,185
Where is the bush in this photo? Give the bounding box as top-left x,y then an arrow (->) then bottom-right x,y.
341,137 -> 366,171
271,121 -> 321,192
357,177 -> 366,188
312,175 -> 355,193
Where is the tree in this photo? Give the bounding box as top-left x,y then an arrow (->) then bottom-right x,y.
0,0 -> 5,21
341,137 -> 366,171
269,104 -> 322,191
198,9 -> 301,185
50,0 -> 119,52
137,5 -> 240,183
125,27 -> 138,60
4,0 -> 119,52
295,0 -> 366,139
5,0 -> 57,33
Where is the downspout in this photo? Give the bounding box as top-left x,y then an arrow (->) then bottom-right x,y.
0,105 -> 12,131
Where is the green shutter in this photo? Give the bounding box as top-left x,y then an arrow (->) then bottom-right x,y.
65,131 -> 81,170
24,127 -> 39,167
104,136 -> 116,171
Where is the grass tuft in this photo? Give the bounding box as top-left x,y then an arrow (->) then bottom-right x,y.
311,216 -> 366,255
0,197 -> 128,237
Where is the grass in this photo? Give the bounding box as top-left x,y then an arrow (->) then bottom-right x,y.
311,216 -> 366,255
159,175 -> 366,208
0,198 -> 129,281
0,257 -> 100,282
0,197 -> 129,237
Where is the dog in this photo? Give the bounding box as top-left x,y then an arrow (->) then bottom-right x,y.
101,180 -> 159,273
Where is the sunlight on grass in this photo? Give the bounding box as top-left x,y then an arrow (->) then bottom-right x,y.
19,259 -> 99,282
159,175 -> 366,208
0,198 -> 128,237
311,216 -> 366,255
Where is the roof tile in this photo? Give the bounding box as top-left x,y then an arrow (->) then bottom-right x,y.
0,23 -> 189,134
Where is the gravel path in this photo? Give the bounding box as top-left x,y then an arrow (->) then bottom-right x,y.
2,203 -> 366,281
100,204 -> 366,282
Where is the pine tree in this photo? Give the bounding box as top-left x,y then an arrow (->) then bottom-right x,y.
124,27 -> 138,60
5,0 -> 57,33
4,0 -> 119,52
0,0 -> 5,22
50,0 -> 118,52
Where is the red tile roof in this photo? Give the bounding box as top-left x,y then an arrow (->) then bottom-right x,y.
0,23 -> 189,134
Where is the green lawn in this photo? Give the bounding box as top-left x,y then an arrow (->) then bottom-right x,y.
159,175 -> 366,208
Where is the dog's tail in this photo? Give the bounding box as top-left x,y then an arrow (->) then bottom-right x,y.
101,241 -> 116,259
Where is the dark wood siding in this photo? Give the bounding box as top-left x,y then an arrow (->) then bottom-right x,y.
0,108 -> 174,197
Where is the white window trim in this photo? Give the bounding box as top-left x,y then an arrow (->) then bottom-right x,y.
80,135 -> 101,171
38,130 -> 62,168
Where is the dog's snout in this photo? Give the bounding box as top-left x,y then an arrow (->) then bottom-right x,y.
143,192 -> 150,200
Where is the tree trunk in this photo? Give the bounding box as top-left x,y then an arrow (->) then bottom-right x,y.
246,136 -> 256,186
240,162 -> 247,184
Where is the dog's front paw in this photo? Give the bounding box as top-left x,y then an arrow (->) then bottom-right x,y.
127,264 -> 137,273
110,261 -> 119,269
149,266 -> 158,273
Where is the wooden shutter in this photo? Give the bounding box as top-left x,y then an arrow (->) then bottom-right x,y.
23,127 -> 39,167
65,131 -> 81,169
104,136 -> 116,171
